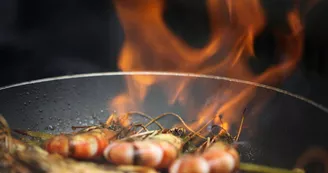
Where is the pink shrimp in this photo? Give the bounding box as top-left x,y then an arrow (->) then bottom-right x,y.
44,128 -> 117,159
169,142 -> 240,173
103,133 -> 183,169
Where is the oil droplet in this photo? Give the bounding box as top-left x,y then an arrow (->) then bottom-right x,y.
49,117 -> 53,120
46,125 -> 55,131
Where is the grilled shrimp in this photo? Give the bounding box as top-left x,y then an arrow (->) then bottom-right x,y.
103,133 -> 183,169
44,128 -> 117,159
169,142 -> 240,173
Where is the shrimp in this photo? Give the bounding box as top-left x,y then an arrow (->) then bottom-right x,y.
44,128 -> 117,159
103,130 -> 184,169
169,142 -> 240,173
43,112 -> 135,159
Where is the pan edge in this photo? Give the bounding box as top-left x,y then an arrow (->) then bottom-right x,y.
0,71 -> 327,113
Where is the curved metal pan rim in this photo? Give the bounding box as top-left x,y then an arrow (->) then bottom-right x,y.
1,71 -> 327,113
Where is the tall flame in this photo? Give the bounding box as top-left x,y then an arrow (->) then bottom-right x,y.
109,0 -> 308,132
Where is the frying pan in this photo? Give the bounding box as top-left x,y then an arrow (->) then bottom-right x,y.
0,71 -> 328,172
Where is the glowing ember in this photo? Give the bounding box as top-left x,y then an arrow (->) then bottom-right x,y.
109,0 -> 311,135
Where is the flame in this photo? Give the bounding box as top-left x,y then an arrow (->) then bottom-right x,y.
109,0 -> 312,134
106,112 -> 131,127
222,122 -> 229,132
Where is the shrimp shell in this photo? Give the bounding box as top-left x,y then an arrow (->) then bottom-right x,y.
104,133 -> 182,168
44,128 -> 116,159
169,142 -> 240,173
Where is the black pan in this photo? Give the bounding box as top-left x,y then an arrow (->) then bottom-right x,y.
0,71 -> 327,171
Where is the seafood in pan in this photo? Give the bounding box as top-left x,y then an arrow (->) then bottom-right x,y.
0,112 -> 306,173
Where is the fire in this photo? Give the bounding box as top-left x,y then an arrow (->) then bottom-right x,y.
109,0 -> 311,133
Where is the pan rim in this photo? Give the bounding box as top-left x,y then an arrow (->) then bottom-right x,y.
0,71 -> 327,113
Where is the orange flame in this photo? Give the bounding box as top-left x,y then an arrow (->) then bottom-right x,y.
109,0 -> 312,133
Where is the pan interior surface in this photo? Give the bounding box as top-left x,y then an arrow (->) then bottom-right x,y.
0,71 -> 327,170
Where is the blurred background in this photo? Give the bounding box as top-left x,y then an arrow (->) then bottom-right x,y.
0,0 -> 328,104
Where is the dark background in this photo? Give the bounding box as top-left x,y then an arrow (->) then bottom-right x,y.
0,0 -> 328,104
0,1 -> 328,170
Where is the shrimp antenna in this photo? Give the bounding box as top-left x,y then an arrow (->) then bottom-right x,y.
139,112 -> 206,139
71,125 -> 93,130
132,123 -> 149,132
234,109 -> 245,141
105,111 -> 164,129
185,117 -> 214,143
126,111 -> 164,130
